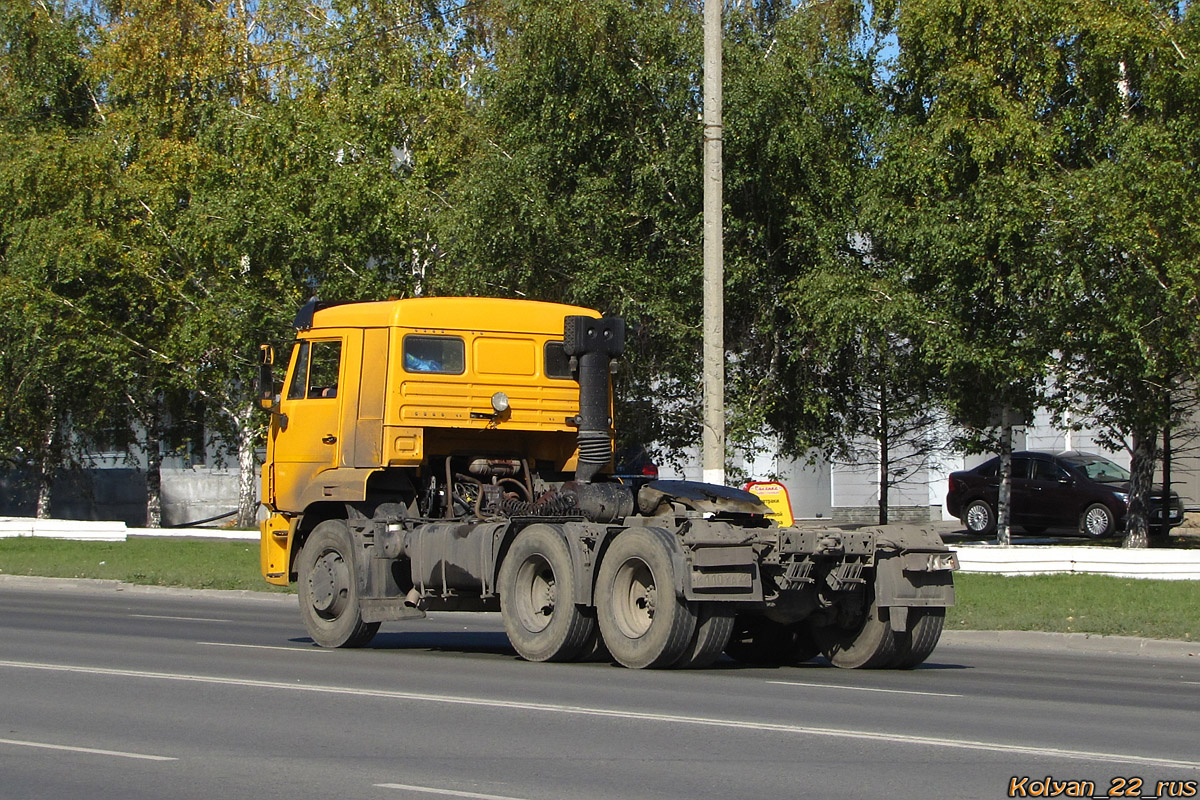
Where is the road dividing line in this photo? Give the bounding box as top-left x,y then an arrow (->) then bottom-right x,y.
376,783 -> 533,800
767,680 -> 963,698
1,659 -> 1197,772
131,614 -> 232,623
0,737 -> 176,761
198,642 -> 330,653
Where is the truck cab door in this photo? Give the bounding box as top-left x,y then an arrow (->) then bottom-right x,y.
269,335 -> 347,511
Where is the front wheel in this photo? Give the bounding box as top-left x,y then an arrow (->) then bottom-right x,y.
499,525 -> 594,662
595,528 -> 697,669
962,499 -> 996,537
1080,503 -> 1115,538
297,520 -> 380,648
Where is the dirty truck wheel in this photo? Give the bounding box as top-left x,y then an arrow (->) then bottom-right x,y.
725,615 -> 819,666
499,525 -> 594,662
297,520 -> 380,648
812,592 -> 897,669
889,608 -> 945,669
673,602 -> 735,669
596,528 -> 697,669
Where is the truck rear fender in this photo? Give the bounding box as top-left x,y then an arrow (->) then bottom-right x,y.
494,521 -> 607,606
867,524 -> 958,631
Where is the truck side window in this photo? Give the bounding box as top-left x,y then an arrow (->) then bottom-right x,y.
403,335 -> 464,374
285,341 -> 309,401
307,340 -> 342,398
544,341 -> 572,379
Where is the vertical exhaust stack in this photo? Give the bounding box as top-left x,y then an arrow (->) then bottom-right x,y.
564,315 -> 625,484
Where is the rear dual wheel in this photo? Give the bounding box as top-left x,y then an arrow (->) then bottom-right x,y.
499,525 -> 595,662
595,528 -> 698,669
812,591 -> 944,670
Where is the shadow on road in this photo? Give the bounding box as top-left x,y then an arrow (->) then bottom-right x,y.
291,630 -> 516,656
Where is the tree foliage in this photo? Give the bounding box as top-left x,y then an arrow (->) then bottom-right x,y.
0,0 -> 1197,543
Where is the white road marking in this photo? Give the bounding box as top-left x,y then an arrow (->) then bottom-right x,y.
131,614 -> 232,623
1,659 -> 1197,771
0,736 -> 176,761
768,680 -> 962,698
376,783 -> 532,800
198,642 -> 329,653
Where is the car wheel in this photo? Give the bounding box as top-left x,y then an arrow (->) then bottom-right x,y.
963,499 -> 996,537
1079,503 -> 1116,539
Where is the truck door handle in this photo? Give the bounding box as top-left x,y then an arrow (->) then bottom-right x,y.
322,434 -> 337,445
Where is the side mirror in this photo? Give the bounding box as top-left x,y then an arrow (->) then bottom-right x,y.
258,344 -> 276,410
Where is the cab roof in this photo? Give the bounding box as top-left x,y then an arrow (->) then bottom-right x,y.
305,297 -> 602,335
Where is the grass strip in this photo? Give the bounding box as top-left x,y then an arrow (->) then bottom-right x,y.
948,573 -> 1195,641
0,537 -> 289,593
0,539 -> 1195,640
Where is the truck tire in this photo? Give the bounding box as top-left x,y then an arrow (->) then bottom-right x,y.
499,525 -> 594,662
812,591 -> 897,669
596,527 -> 697,669
297,520 -> 380,648
576,616 -> 612,663
889,608 -> 945,669
725,615 -> 819,666
673,602 -> 735,669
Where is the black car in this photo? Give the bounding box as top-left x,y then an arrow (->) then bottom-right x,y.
945,450 -> 1184,538
612,445 -> 659,493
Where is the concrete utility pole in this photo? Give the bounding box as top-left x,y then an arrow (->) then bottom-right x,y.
702,0 -> 725,486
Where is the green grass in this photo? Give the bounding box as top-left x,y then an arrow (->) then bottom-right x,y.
1,539 -> 1196,641
0,537 -> 290,593
947,573 -> 1196,641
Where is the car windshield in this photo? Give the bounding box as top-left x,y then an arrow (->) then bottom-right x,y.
1061,455 -> 1131,484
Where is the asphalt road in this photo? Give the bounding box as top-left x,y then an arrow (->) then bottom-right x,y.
1,577 -> 1197,800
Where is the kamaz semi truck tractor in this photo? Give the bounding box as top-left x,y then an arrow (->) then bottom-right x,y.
258,297 -> 957,669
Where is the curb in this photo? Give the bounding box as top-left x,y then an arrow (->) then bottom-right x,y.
941,629 -> 1199,660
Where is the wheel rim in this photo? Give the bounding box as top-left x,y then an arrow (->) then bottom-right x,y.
513,554 -> 556,634
309,548 -> 351,619
966,503 -> 989,532
1085,507 -> 1109,536
611,557 -> 656,640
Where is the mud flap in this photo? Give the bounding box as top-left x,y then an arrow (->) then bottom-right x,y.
874,551 -> 956,632
260,513 -> 294,586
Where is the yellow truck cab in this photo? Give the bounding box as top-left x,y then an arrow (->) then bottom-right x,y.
257,297 -> 956,670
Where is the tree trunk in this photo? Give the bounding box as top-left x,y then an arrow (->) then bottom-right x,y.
1122,430 -> 1156,549
144,413 -> 163,528
878,386 -> 889,525
35,404 -> 57,520
1151,424 -> 1172,547
996,409 -> 1013,546
235,403 -> 259,528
